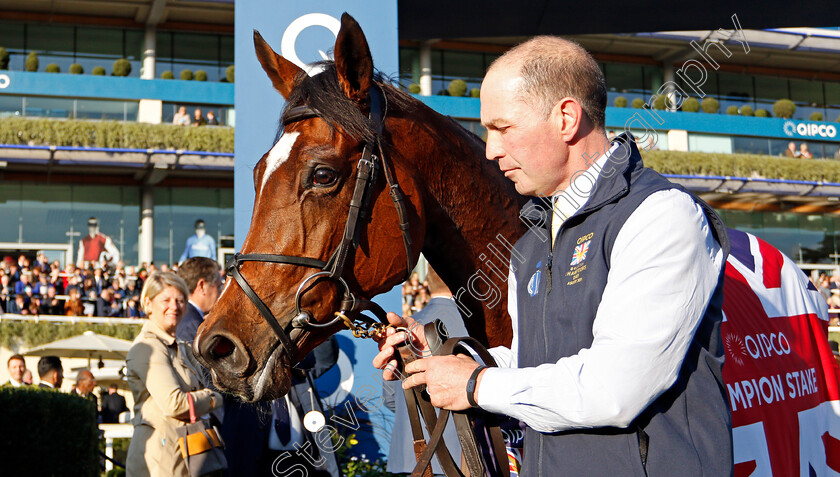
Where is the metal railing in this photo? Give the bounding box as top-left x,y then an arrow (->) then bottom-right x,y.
0,313 -> 143,325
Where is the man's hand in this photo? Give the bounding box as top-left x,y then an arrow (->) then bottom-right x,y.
402,354 -> 483,410
372,312 -> 430,380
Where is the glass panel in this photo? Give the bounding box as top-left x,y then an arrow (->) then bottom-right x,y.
219,35 -> 234,65
23,96 -> 75,118
605,62 -> 645,95
26,24 -> 75,72
153,188 -> 172,265
76,99 -> 135,121
790,78 -> 823,105
755,76 -> 789,103
0,22 -> 25,71
733,136 -> 770,155
0,182 -> 21,243
442,51 -> 485,84
0,95 -> 24,118
20,184 -> 72,244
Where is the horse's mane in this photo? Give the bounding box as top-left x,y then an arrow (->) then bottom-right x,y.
279,61 -> 416,143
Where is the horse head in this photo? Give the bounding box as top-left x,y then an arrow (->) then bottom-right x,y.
195,13 -> 524,401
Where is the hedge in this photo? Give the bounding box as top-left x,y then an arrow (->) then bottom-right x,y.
0,387 -> 99,476
0,321 -> 141,349
0,117 -> 234,152
643,149 -> 840,183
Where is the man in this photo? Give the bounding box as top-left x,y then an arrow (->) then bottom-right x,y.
100,384 -> 129,423
179,219 -> 217,263
375,36 -> 732,476
77,217 -> 120,268
785,141 -> 799,158
192,108 -> 207,126
176,257 -> 222,343
73,369 -> 98,413
37,356 -> 63,389
4,354 -> 27,387
383,265 -> 469,476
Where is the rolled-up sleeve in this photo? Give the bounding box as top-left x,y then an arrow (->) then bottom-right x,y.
477,189 -> 724,432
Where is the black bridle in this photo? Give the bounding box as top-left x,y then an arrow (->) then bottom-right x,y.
225,85 -> 415,360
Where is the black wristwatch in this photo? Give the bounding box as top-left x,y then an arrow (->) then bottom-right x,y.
466,365 -> 487,408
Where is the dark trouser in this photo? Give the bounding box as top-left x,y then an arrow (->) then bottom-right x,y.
259,448 -> 332,477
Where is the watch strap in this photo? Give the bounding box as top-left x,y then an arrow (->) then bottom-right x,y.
466,365 -> 486,408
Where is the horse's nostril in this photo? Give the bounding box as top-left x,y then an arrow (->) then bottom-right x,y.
211,336 -> 236,360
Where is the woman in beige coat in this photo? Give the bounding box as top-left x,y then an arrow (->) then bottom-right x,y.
126,272 -> 223,477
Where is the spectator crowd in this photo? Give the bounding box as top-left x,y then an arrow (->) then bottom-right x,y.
0,252 -> 185,318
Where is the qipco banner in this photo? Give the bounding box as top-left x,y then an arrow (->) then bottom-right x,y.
233,0 -> 398,247
722,230 -> 840,476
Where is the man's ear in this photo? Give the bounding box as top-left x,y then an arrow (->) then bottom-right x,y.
551,97 -> 585,142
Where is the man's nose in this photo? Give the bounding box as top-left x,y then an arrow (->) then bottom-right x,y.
485,131 -> 503,161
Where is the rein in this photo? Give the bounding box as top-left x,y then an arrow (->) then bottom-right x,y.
225,85 -> 414,360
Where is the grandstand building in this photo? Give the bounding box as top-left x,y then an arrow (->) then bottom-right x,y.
1,1 -> 840,268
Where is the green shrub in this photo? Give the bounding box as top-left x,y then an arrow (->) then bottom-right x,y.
810,111 -> 824,121
69,63 -> 83,74
448,79 -> 468,97
180,69 -> 194,81
92,66 -> 106,76
225,64 -> 235,83
437,89 -> 450,96
631,98 -> 645,109
24,51 -> 38,72
701,97 -> 720,114
407,83 -> 421,94
0,47 -> 9,70
682,97 -> 700,112
470,88 -> 480,98
773,99 -> 796,118
653,95 -> 667,110
0,387 -> 99,476
614,96 -> 628,108
107,469 -> 127,477
195,69 -> 208,82
112,58 -> 131,77
45,63 -> 60,73
161,70 -> 174,80
755,108 -> 770,118
0,118 -> 234,154
740,105 -> 754,116
726,105 -> 738,115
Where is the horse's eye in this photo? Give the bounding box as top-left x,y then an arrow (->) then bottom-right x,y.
313,167 -> 338,186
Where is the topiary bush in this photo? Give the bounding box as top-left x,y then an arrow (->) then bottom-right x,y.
92,66 -> 106,76
701,97 -> 720,114
112,58 -> 131,77
194,69 -> 208,82
161,70 -> 174,80
448,79 -> 468,97
69,63 -> 83,74
653,95 -> 667,110
773,99 -> 796,118
470,88 -> 480,98
755,108 -> 770,118
682,97 -> 700,112
810,111 -> 824,121
740,105 -> 754,116
725,105 -> 737,115
45,63 -> 60,73
225,64 -> 235,83
24,51 -> 38,72
0,387 -> 99,476
614,96 -> 628,108
180,69 -> 194,81
631,98 -> 645,109
437,89 -> 450,96
0,47 -> 9,70
407,83 -> 421,94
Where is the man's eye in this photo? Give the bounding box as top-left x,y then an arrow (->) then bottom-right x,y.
313,167 -> 338,186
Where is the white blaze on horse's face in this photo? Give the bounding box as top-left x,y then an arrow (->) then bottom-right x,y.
261,132 -> 300,190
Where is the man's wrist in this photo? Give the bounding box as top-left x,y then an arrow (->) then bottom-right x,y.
466,365 -> 487,408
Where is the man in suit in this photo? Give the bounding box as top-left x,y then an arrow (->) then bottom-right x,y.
37,355 -> 63,389
176,257 -> 222,343
73,369 -> 98,408
4,354 -> 27,388
100,384 -> 129,423
383,264 -> 469,476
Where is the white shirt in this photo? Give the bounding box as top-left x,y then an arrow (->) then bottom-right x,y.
268,394 -> 305,450
476,154 -> 724,433
7,378 -> 23,388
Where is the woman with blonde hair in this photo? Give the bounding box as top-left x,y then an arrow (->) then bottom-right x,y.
125,271 -> 222,476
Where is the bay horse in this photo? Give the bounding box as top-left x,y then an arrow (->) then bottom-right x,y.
194,13 -> 526,402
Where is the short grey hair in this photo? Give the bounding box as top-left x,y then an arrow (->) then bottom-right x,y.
140,271 -> 189,314
491,36 -> 607,130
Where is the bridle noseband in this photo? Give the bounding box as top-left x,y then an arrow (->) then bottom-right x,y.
225,85 -> 415,361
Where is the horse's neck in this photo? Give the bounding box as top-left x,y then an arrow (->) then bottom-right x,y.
401,110 -> 526,347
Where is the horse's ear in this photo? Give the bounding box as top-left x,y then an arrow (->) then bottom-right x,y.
253,30 -> 304,99
334,13 -> 373,103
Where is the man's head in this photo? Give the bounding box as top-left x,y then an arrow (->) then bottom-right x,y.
207,111 -> 216,119
788,141 -> 796,150
7,354 -> 25,383
481,36 -> 607,197
178,257 -> 223,313
37,356 -> 63,388
108,383 -> 118,394
194,108 -> 202,118
75,369 -> 96,394
194,219 -> 206,238
87,217 -> 99,237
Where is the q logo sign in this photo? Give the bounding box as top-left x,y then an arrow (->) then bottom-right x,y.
281,13 -> 341,75
0,74 -> 10,89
